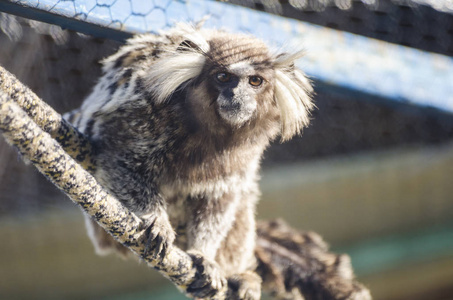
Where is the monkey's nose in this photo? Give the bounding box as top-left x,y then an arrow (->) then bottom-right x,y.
220,101 -> 241,112
221,89 -> 234,99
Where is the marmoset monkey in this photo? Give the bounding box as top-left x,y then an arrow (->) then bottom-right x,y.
65,23 -> 313,299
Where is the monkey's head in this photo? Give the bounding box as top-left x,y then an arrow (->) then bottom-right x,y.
146,25 -> 314,141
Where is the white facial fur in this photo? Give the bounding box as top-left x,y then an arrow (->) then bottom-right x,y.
215,62 -> 264,127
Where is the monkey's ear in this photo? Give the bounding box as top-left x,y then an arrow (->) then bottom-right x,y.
143,25 -> 211,103
273,51 -> 314,141
145,39 -> 210,104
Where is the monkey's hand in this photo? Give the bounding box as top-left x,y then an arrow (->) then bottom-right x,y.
227,271 -> 262,300
187,250 -> 227,299
141,212 -> 176,259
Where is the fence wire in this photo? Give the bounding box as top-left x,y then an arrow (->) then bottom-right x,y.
1,1 -> 453,300
1,0 -> 453,114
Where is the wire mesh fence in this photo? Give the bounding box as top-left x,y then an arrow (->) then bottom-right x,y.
4,0 -> 453,55
3,0 -> 453,112
0,1 -> 453,300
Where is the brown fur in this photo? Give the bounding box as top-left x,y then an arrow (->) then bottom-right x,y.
65,24 -> 313,299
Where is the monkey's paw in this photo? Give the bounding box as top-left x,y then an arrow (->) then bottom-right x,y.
187,250 -> 227,299
141,213 -> 176,259
227,271 -> 262,300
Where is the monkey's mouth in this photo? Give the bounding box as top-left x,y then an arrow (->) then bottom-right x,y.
218,102 -> 254,127
219,102 -> 240,113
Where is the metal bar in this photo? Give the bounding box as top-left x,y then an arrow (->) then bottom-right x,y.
0,0 -> 132,41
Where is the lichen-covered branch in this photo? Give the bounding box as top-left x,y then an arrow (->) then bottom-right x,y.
0,65 -> 95,171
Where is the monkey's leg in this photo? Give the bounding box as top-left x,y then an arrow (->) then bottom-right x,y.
184,192 -> 244,299
186,250 -> 227,299
216,196 -> 262,300
227,271 -> 262,300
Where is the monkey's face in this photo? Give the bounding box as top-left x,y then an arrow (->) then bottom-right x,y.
143,29 -> 312,139
208,62 -> 274,127
196,35 -> 277,129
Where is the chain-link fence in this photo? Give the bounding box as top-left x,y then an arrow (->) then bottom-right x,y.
2,0 -> 452,110
1,1 -> 453,300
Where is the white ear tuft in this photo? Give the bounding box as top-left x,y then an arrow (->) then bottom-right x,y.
144,25 -> 211,104
273,51 -> 306,69
274,66 -> 314,141
146,51 -> 207,103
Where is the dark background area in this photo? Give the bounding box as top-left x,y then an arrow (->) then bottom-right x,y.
1,1 -> 453,299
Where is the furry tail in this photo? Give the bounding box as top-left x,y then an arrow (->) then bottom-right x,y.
255,219 -> 372,300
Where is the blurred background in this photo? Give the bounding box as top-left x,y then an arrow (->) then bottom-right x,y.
0,0 -> 453,299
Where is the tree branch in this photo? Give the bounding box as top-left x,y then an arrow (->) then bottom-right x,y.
0,65 -> 95,170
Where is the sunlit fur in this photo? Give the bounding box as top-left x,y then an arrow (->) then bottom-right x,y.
147,49 -> 208,104
272,51 -> 314,140
65,23 -> 314,300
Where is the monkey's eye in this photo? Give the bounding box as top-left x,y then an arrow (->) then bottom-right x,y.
249,76 -> 263,87
215,72 -> 232,83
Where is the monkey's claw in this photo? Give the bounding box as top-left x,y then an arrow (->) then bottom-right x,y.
227,271 -> 262,300
141,214 -> 175,259
187,251 -> 227,299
